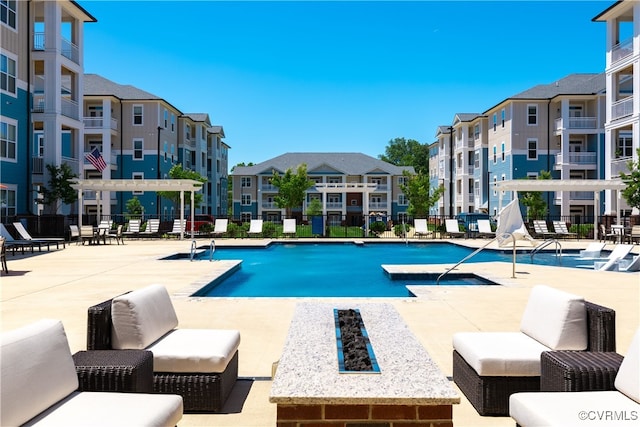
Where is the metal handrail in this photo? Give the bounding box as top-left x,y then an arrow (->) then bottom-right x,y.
190,240 -> 197,262
530,239 -> 562,260
210,240 -> 215,262
436,237 -> 497,285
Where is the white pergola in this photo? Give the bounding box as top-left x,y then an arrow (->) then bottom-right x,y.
314,183 -> 378,235
70,179 -> 204,240
494,179 -> 627,239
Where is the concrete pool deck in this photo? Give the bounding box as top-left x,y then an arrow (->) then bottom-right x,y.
1,237 -> 638,426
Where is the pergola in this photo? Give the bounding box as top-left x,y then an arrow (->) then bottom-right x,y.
70,179 -> 204,240
494,179 -> 628,239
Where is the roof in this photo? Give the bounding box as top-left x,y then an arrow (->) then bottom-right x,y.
232,152 -> 415,176
208,126 -> 225,137
183,113 -> 210,123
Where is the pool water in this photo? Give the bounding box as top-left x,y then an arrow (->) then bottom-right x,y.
191,242 -> 598,298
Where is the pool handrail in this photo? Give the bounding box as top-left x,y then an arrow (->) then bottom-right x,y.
436,238 -> 497,285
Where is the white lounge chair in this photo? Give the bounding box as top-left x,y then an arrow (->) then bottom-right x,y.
283,219 -> 296,237
533,220 -> 556,239
247,219 -> 263,237
444,219 -> 465,238
510,327 -> 640,427
552,220 -> 577,239
167,219 -> 186,237
594,244 -> 634,271
476,219 -> 494,238
413,219 -> 431,238
69,225 -> 81,245
12,221 -> 65,249
620,255 -> 640,272
212,219 -> 228,237
123,219 -> 141,236
140,219 -> 160,237
579,242 -> 606,258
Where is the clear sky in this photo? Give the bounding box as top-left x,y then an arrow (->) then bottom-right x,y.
80,0 -> 610,169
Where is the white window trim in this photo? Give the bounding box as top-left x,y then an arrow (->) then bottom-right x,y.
0,51 -> 18,97
133,138 -> 144,160
133,104 -> 143,126
527,104 -> 538,126
527,138 -> 538,160
0,116 -> 18,162
132,172 -> 144,195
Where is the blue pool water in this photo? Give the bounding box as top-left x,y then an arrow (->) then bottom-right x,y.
190,242 -> 601,298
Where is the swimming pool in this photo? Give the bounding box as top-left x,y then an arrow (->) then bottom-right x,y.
189,242 -> 601,298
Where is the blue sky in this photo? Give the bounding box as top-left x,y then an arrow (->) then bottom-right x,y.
80,1 -> 610,169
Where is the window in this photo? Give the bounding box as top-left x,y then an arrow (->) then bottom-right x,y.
474,150 -> 480,168
493,113 -> 497,131
398,194 -> 408,206
617,131 -> 633,157
0,120 -> 17,160
0,187 -> 15,217
171,114 -> 175,132
133,138 -> 143,160
501,142 -> 505,162
527,172 -> 538,180
328,176 -> 342,184
133,105 -> 143,126
474,124 -> 480,140
163,109 -> 168,128
132,172 -> 144,195
501,109 -> 505,127
527,139 -> 538,160
398,176 -> 407,186
241,177 -> 252,188
492,175 -> 497,196
1,53 -> 16,95
186,124 -> 191,140
527,105 -> 538,125
493,145 -> 497,164
36,133 -> 44,157
0,0 -> 16,29
241,193 -> 251,205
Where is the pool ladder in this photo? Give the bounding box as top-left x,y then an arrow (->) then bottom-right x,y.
190,240 -> 197,261
189,240 -> 216,261
436,238 -> 497,285
530,239 -> 562,261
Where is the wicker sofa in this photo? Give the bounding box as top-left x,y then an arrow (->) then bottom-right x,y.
510,327 -> 639,426
87,284 -> 241,413
0,319 -> 183,426
452,285 -> 616,416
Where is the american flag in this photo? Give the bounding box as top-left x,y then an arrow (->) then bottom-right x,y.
85,148 -> 107,172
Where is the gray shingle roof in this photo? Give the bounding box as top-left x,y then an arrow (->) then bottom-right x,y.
511,73 -> 605,99
183,113 -> 210,123
232,152 -> 415,176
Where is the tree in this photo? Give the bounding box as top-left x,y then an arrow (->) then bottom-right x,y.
379,137 -> 429,174
520,170 -> 551,219
399,171 -> 444,217
157,164 -> 207,210
125,197 -> 143,219
270,164 -> 314,217
37,163 -> 78,214
620,148 -> 640,211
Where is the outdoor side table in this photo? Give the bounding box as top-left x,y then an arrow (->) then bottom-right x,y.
72,350 -> 154,393
541,350 -> 623,392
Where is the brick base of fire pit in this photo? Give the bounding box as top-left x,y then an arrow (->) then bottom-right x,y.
270,303 -> 459,427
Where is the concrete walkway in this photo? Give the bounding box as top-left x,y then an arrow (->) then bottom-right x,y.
1,238 -> 638,426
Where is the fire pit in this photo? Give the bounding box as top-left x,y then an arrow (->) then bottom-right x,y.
334,309 -> 379,373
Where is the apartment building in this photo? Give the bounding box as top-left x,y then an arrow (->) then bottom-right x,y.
1,0 -> 95,217
231,153 -> 414,225
83,74 -> 229,219
594,1 -> 640,217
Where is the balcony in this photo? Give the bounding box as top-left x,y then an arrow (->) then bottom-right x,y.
612,97 -> 633,121
554,152 -> 597,169
612,37 -> 633,65
260,184 -> 278,192
84,117 -> 118,130
368,202 -> 388,210
32,96 -> 80,120
326,202 -> 343,209
32,157 -> 44,174
262,202 -> 279,209
33,33 -> 80,65
612,157 -> 633,177
554,117 -> 598,131
555,191 -> 595,204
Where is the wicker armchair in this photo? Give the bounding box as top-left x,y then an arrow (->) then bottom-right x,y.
87,286 -> 240,413
452,286 -> 616,416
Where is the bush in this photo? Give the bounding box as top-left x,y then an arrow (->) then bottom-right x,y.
393,223 -> 410,236
263,221 -> 277,237
199,223 -> 214,234
369,221 -> 387,234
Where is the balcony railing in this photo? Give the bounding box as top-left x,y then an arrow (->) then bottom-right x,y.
260,184 -> 278,191
33,33 -> 80,64
326,202 -> 343,209
32,157 -> 44,174
262,202 -> 278,209
61,156 -> 79,175
368,202 -> 388,209
612,96 -> 633,120
83,117 -> 118,130
612,157 -> 632,177
555,152 -> 597,166
612,37 -> 633,64
554,117 -> 598,131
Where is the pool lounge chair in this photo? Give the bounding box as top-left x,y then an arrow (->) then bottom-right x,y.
123,219 -> 141,237
629,225 -> 640,244
12,221 -> 66,249
532,220 -> 557,239
283,218 -> 296,237
211,219 -> 228,237
167,219 -> 186,238
476,219 -> 494,238
0,224 -> 41,254
247,219 -> 263,237
579,242 -> 606,258
594,244 -> 634,271
621,255 -> 640,272
413,219 -> 432,238
140,219 -> 161,237
69,225 -> 81,244
444,219 -> 465,238
552,220 -> 577,239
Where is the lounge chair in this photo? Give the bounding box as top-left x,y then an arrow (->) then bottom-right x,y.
1,319 -> 183,426
532,220 -> 557,239
247,219 -> 263,237
123,219 -> 141,237
140,219 -> 161,237
87,284 -> 241,412
413,218 -> 432,238
69,225 -> 81,244
211,218 -> 228,237
579,242 -> 606,258
283,218 -> 296,237
12,221 -> 66,249
594,244 -> 634,271
509,328 -> 640,427
444,219 -> 465,238
167,219 -> 185,238
552,220 -> 577,239
476,219 -> 494,238
0,223 -> 41,254
620,255 -> 640,272
452,285 -> 616,416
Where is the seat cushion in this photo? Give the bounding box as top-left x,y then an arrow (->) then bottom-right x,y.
615,328 -> 640,403
1,319 -> 79,427
111,284 -> 179,350
520,285 -> 587,350
453,332 -> 550,376
148,328 -> 241,373
510,391 -> 640,427
22,391 -> 183,427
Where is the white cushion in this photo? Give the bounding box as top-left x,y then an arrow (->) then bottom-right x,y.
22,391 -> 183,427
615,328 -> 640,403
510,391 -> 640,427
148,329 -> 241,373
520,285 -> 587,350
0,319 -> 79,427
111,285 -> 179,349
453,332 -> 550,376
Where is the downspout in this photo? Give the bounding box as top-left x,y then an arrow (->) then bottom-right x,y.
26,0 -> 33,213
119,101 -> 123,214
546,100 -> 551,221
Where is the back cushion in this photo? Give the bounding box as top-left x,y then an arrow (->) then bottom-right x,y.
615,328 -> 640,403
520,285 -> 587,350
0,319 -> 79,426
111,284 -> 179,349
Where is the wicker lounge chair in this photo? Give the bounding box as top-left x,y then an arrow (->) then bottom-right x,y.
452,285 -> 616,416
532,220 -> 557,239
167,219 -> 186,238
87,285 -> 240,413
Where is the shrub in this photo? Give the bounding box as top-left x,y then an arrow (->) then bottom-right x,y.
369,221 -> 387,234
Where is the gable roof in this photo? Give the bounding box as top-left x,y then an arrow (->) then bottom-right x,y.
232,152 -> 414,176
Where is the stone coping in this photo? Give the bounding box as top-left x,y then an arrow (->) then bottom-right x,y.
269,302 -> 460,405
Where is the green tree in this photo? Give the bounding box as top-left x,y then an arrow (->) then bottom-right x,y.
379,137 -> 428,174
125,197 -> 143,219
305,198 -> 323,217
37,163 -> 78,214
399,171 -> 444,217
620,147 -> 640,211
270,164 -> 314,217
520,170 -> 552,219
157,164 -> 207,210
